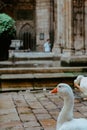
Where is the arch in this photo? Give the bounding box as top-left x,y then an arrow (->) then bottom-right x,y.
19,23 -> 36,51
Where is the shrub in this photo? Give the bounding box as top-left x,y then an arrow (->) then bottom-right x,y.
0,13 -> 16,37
0,13 -> 16,60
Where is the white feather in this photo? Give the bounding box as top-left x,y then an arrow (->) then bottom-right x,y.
53,83 -> 87,130
74,75 -> 87,96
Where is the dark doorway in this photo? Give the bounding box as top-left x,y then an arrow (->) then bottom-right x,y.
23,32 -> 31,50
19,24 -> 36,51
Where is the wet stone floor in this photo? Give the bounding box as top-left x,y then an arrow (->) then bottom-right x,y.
0,89 -> 87,130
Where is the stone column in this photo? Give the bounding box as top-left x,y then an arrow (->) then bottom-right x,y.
85,0 -> 87,54
36,0 -> 50,52
64,0 -> 72,56
53,0 -> 72,56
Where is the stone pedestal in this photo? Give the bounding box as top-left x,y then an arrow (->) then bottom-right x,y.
10,40 -> 23,50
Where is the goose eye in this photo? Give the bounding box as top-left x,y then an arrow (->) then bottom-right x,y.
59,85 -> 62,88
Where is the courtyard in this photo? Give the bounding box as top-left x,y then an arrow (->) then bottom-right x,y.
0,89 -> 87,130
0,1 -> 87,129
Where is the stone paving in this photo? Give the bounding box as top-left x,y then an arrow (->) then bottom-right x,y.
0,89 -> 87,130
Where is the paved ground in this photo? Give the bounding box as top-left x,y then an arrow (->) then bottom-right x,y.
0,89 -> 87,130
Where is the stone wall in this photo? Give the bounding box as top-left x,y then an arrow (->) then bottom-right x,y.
36,0 -> 50,51
1,0 -> 87,54
53,0 -> 87,57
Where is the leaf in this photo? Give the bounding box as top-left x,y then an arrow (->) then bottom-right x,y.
0,13 -> 15,35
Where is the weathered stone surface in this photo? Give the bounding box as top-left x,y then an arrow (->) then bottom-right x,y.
0,90 -> 87,130
39,118 -> 56,129
0,121 -> 22,129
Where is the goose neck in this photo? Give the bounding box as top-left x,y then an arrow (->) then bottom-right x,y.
57,94 -> 74,129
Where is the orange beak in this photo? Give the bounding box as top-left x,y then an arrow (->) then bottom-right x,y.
50,87 -> 58,93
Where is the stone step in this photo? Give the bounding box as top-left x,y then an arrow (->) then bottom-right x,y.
0,52 -> 60,68
9,52 -> 60,60
0,71 -> 86,91
0,66 -> 87,74
0,52 -> 87,90
0,66 -> 87,90
0,73 -> 83,80
0,60 -> 60,68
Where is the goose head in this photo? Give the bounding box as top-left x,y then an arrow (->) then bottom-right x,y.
74,75 -> 84,84
50,83 -> 74,129
50,83 -> 73,98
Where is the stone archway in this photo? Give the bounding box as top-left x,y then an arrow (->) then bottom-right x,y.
19,23 -> 36,51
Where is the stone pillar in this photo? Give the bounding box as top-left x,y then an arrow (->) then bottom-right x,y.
53,0 -> 72,56
64,0 -> 72,56
36,0 -> 50,52
85,0 -> 87,54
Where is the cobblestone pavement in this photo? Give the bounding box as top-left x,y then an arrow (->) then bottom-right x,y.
0,89 -> 87,130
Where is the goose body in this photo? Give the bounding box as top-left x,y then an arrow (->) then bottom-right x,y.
58,118 -> 87,130
50,83 -> 87,130
74,75 -> 87,96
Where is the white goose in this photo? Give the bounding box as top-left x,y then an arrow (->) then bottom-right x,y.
50,83 -> 87,130
74,75 -> 87,97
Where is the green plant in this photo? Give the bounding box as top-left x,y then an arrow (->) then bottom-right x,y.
0,13 -> 16,37
0,13 -> 16,60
